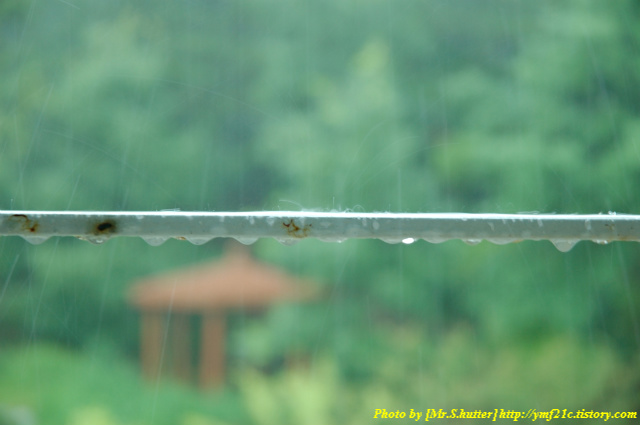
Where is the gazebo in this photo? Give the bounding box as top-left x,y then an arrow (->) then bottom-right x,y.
127,242 -> 317,389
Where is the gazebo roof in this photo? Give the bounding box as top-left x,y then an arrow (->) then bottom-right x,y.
128,243 -> 317,313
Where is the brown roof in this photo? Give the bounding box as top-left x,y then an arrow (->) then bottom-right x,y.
128,243 -> 317,313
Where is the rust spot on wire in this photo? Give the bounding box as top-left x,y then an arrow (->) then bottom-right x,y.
282,219 -> 312,238
92,220 -> 117,235
9,214 -> 39,233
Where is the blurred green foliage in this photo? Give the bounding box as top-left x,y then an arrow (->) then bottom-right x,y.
239,326 -> 639,424
0,332 -> 636,425
0,343 -> 248,425
1,0 -> 640,422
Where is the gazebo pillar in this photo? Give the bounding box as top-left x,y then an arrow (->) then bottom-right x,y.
140,311 -> 164,382
171,314 -> 192,382
200,312 -> 226,389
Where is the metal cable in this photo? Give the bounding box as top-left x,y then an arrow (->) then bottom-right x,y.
1,210 -> 638,251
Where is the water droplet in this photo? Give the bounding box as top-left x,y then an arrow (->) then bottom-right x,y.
381,238 -> 403,244
372,221 -> 380,230
537,219 -> 543,228
266,217 -> 275,226
142,236 -> 169,246
248,216 -> 255,225
317,237 -> 346,243
75,235 -> 109,245
402,238 -> 415,244
550,240 -> 577,252
585,220 -> 592,231
235,237 -> 258,245
488,222 -> 495,231
186,236 -> 213,245
274,237 -> 299,246
593,239 -> 609,245
423,237 -> 448,244
463,239 -> 482,246
486,238 -> 519,245
22,235 -> 50,245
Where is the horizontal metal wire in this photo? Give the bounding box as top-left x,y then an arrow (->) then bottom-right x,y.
1,210 -> 639,251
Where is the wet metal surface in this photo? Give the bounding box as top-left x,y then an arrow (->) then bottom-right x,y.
1,210 -> 639,250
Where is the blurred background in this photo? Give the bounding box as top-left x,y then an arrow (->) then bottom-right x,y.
1,0 -> 640,423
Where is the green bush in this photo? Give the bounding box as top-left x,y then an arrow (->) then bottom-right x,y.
0,343 -> 249,425
237,325 -> 639,424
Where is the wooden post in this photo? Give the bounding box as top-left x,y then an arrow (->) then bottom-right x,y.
172,314 -> 192,383
141,311 -> 164,382
199,313 -> 225,389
